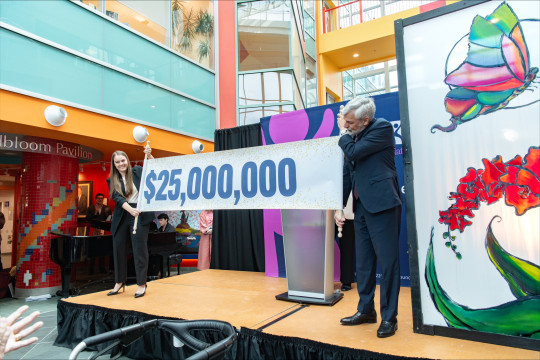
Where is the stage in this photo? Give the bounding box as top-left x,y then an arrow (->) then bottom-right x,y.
54,270 -> 538,359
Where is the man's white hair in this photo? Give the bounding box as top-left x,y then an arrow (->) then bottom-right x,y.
342,97 -> 376,120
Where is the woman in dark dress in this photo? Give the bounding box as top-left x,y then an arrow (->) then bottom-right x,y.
106,147 -> 153,298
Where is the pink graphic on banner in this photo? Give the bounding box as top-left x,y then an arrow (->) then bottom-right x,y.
268,110 -> 309,144
261,104 -> 341,278
314,109 -> 337,139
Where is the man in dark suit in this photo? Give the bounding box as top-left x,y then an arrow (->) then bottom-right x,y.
86,193 -> 112,222
86,193 -> 112,274
335,96 -> 402,338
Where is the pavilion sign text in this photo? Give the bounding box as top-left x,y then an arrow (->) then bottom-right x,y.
0,133 -> 99,161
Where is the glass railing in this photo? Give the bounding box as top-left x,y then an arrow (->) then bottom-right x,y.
323,0 -> 440,33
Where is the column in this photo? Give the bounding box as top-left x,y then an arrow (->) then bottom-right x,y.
15,152 -> 78,297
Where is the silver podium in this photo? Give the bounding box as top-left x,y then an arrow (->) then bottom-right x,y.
275,209 -> 343,305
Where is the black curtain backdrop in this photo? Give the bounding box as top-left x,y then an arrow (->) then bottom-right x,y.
211,124 -> 265,272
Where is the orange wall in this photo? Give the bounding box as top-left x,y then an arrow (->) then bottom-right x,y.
0,90 -> 214,162
218,1 -> 237,129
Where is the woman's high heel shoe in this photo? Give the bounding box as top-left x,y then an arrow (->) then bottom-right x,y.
107,283 -> 125,296
134,285 -> 147,298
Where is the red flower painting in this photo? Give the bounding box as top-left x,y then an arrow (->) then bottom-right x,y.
438,147 -> 540,257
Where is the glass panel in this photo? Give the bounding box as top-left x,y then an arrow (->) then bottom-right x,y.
239,73 -> 262,106
0,28 -> 214,139
291,21 -> 305,108
171,97 -> 216,139
171,53 -> 216,104
0,0 -> 215,105
239,105 -> 295,125
344,88 -> 354,101
344,59 -> 398,98
239,107 -> 264,126
171,0 -> 215,70
343,71 -> 353,91
293,82 -> 303,111
355,73 -> 385,94
238,71 -> 294,106
338,0 -> 361,29
361,0 -> 382,22
326,93 -> 336,105
305,33 -> 316,59
304,0 -> 315,17
304,12 -> 315,38
264,71 -> 294,103
237,1 -> 291,71
306,56 -> 318,108
104,0 -> 170,46
0,29 -> 102,109
389,69 -> 398,89
0,0 -> 107,62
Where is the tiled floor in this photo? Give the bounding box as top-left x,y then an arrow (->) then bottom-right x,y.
0,267 -> 198,360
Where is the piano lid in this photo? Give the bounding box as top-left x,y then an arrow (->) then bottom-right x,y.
50,226 -> 111,237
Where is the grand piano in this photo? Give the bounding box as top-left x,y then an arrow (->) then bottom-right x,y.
50,221 -> 179,297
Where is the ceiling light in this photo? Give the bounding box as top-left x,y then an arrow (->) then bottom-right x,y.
353,53 -> 359,58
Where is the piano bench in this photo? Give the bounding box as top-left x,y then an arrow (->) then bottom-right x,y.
167,253 -> 183,277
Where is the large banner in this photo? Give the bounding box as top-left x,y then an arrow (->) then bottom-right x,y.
137,137 -> 343,211
260,92 -> 410,286
397,0 -> 539,348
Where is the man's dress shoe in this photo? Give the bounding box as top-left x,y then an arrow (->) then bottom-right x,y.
341,284 -> 352,291
377,320 -> 398,338
340,310 -> 377,325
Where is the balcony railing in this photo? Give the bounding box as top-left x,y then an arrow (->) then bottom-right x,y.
323,0 -> 440,33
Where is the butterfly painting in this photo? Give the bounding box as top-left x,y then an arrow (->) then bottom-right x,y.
432,2 -> 539,133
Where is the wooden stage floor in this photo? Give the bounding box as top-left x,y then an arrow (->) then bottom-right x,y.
62,270 -> 538,359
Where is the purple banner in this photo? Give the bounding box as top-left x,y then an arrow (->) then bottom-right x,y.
260,92 -> 410,286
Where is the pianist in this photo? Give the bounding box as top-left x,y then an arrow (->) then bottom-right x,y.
157,213 -> 175,233
107,146 -> 154,299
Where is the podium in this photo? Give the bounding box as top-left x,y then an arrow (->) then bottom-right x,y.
275,209 -> 343,305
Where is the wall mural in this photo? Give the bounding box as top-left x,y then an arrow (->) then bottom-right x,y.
424,2 -> 540,339
153,210 -> 202,251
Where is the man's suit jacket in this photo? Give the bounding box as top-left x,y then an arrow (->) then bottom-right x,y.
339,118 -> 402,214
86,204 -> 112,221
158,222 -> 176,233
107,166 -> 154,237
